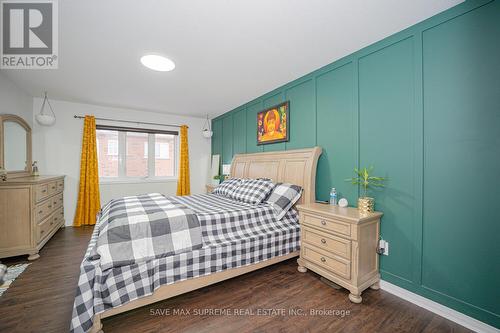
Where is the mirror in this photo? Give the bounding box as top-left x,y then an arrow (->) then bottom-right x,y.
4,121 -> 27,170
0,114 -> 32,178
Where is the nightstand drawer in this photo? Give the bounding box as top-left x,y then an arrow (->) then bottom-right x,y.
303,213 -> 351,238
302,244 -> 351,279
206,184 -> 216,193
302,226 -> 351,259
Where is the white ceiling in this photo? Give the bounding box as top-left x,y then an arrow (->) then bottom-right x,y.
2,0 -> 463,118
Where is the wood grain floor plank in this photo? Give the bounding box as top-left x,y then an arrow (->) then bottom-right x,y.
0,227 -> 472,333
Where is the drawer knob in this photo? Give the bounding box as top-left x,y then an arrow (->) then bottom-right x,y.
321,238 -> 326,244
41,230 -> 45,234
51,186 -> 56,189
38,210 -> 43,214
320,257 -> 326,263
48,205 -> 52,208
50,222 -> 54,225
321,220 -> 326,225
42,189 -> 47,193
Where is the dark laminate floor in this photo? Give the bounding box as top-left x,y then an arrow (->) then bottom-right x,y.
0,227 -> 472,333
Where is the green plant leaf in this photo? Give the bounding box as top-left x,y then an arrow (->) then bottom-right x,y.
347,165 -> 386,195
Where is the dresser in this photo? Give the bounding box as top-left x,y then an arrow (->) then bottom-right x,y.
296,203 -> 382,303
0,175 -> 65,260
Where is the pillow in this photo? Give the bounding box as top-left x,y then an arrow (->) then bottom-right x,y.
212,178 -> 243,198
266,183 -> 302,220
231,178 -> 275,204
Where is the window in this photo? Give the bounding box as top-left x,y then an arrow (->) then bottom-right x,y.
96,125 -> 178,181
96,130 -> 119,177
154,134 -> 174,177
143,141 -> 170,159
156,142 -> 170,159
126,132 -> 148,177
107,139 -> 118,156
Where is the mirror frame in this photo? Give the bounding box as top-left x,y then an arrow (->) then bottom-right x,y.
0,114 -> 32,178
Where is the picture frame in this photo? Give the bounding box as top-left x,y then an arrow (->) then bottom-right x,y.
257,101 -> 289,145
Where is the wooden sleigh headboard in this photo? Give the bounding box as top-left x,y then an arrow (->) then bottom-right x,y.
230,147 -> 322,204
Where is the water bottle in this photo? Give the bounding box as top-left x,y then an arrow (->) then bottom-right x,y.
329,188 -> 338,205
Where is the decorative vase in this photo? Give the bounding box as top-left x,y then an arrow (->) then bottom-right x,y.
357,197 -> 374,213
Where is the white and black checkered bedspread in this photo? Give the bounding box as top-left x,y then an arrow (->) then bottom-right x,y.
89,193 -> 202,270
71,193 -> 300,333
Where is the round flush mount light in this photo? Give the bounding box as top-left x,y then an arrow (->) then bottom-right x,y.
140,54 -> 175,72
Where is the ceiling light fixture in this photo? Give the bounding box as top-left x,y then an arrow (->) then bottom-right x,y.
140,54 -> 175,72
202,114 -> 213,138
35,92 -> 56,126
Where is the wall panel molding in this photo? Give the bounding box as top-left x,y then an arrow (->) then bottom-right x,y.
211,1 -> 500,328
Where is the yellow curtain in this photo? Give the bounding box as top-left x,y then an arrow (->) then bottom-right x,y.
176,125 -> 190,196
74,115 -> 101,226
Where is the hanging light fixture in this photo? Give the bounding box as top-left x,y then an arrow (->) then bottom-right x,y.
202,114 -> 213,138
35,92 -> 56,126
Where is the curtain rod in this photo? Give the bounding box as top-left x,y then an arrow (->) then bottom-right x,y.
73,115 -> 185,128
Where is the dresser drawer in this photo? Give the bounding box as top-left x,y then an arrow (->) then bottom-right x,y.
56,179 -> 64,192
302,244 -> 351,280
51,207 -> 64,226
52,193 -> 63,209
302,226 -> 351,259
302,213 -> 351,238
47,181 -> 58,196
37,215 -> 56,242
35,199 -> 55,222
35,184 -> 49,202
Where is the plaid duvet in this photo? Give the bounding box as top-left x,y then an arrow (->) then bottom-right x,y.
71,193 -> 300,333
89,193 -> 202,271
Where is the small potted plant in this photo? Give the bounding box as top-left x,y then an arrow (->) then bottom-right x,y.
346,166 -> 386,213
212,174 -> 224,186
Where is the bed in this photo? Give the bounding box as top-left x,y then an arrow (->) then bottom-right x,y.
71,147 -> 321,333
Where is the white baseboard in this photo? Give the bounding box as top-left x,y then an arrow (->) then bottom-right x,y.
380,280 -> 499,333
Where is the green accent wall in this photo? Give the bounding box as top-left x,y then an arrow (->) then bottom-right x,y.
211,1 -> 500,328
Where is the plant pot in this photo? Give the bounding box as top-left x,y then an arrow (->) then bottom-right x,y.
357,197 -> 374,214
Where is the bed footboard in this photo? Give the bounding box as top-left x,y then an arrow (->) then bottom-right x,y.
92,251 -> 299,332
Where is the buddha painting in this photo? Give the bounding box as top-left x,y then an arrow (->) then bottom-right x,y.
257,101 -> 289,145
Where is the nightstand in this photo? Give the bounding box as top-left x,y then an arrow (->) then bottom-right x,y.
205,184 -> 216,193
296,203 -> 382,303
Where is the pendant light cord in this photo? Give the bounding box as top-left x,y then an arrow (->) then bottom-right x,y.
203,114 -> 211,131
40,92 -> 56,117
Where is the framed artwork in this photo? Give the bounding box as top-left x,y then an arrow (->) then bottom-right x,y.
257,101 -> 289,145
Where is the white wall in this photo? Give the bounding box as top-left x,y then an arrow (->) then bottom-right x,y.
0,72 -> 33,126
32,98 -> 211,226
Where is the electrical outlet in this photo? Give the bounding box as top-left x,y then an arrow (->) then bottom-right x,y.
378,239 -> 389,256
